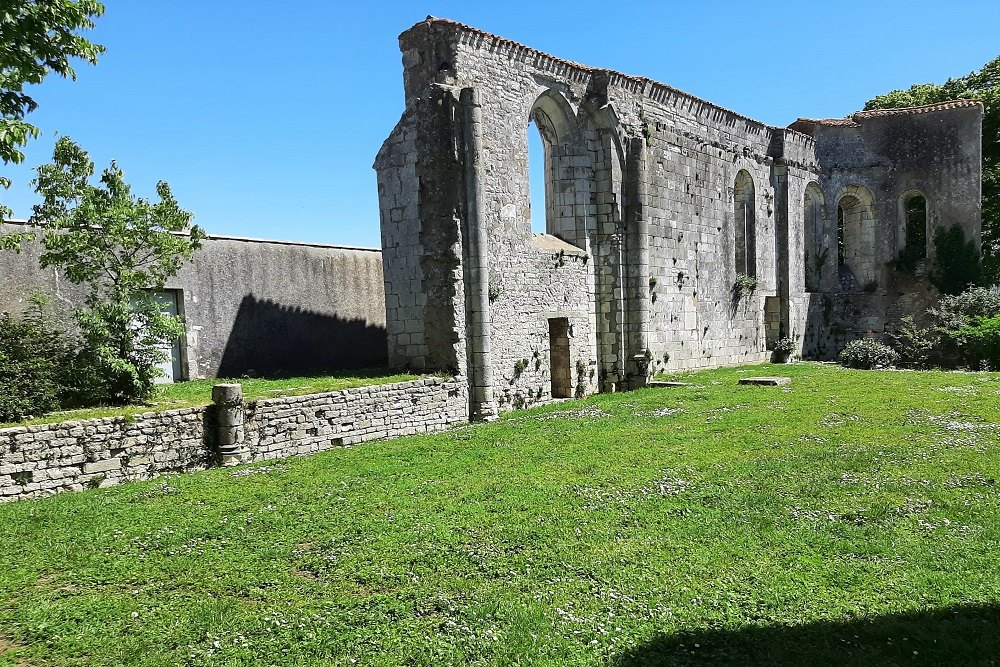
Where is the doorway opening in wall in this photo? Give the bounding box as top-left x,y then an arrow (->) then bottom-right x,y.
150,290 -> 185,384
528,119 -> 547,235
548,317 -> 572,399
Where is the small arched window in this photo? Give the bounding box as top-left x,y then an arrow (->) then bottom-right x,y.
733,170 -> 756,278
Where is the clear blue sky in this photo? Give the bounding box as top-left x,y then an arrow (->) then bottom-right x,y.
4,0 -> 999,248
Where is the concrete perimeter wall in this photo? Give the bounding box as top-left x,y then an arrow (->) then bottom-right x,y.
0,377 -> 468,502
0,223 -> 387,379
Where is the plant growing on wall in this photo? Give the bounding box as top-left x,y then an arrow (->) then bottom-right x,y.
29,137 -> 205,404
929,225 -> 982,295
733,273 -> 757,301
771,336 -> 796,363
811,247 -> 829,282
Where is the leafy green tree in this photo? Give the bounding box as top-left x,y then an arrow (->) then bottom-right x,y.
30,137 -> 205,404
866,55 -> 999,284
0,0 -> 104,218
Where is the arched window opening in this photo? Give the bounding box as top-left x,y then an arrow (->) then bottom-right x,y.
733,170 -> 756,278
837,201 -> 849,268
803,183 -> 825,292
901,192 -> 928,267
836,186 -> 876,289
528,118 -> 547,234
526,91 -> 579,243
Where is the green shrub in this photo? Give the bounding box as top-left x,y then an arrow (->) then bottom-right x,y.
954,316 -> 1000,370
890,315 -> 939,368
732,274 -> 757,300
771,337 -> 796,363
927,286 -> 1000,330
838,339 -> 900,370
0,304 -> 77,422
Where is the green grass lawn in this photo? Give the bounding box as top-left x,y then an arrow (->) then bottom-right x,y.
1,369 -> 422,428
2,362 -> 1000,666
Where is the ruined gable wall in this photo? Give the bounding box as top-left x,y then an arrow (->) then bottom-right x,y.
444,24 -> 804,378
445,27 -> 600,407
381,19 -> 830,393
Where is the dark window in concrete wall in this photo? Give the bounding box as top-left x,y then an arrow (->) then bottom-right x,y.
734,170 -> 756,278
548,317 -> 572,399
803,182 -> 826,292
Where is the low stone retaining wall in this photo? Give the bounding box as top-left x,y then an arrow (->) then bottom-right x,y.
0,377 -> 468,501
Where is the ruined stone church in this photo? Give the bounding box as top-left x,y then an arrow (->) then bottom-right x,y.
375,18 -> 983,418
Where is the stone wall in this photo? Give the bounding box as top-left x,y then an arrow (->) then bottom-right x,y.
376,16 -> 984,404
0,378 -> 468,502
791,101 -> 983,357
0,224 -> 388,379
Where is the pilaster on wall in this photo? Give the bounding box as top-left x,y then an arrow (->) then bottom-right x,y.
592,129 -> 627,391
771,162 -> 791,343
460,87 -> 497,420
624,136 -> 651,387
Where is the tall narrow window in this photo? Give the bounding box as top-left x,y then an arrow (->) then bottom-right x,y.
526,91 -> 581,245
528,118 -> 547,234
836,186 -> 877,289
837,204 -> 847,267
733,170 -> 756,278
902,193 -> 928,264
803,182 -> 825,292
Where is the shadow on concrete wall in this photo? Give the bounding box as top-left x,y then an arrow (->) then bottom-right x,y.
612,602 -> 1000,666
217,295 -> 387,378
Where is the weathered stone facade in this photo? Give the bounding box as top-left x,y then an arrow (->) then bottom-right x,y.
375,18 -> 983,417
0,378 -> 468,501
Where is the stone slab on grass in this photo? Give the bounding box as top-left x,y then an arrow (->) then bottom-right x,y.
739,377 -> 791,386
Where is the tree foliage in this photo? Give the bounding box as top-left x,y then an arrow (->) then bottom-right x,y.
866,55 -> 1000,284
0,0 -> 104,215
929,224 -> 982,295
30,137 -> 205,404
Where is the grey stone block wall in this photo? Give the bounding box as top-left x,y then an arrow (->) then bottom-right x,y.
375,17 -> 984,403
0,378 -> 469,502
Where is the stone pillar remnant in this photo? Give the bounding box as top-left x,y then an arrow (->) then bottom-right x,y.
212,383 -> 247,466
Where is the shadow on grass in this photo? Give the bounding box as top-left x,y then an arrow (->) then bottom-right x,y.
614,603 -> 1000,666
